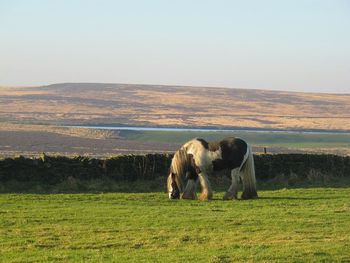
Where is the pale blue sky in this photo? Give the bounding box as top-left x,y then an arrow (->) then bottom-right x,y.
0,0 -> 349,93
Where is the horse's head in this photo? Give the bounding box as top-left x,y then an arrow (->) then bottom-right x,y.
167,172 -> 180,199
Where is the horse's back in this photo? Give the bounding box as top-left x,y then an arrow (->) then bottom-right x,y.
220,137 -> 247,157
213,137 -> 248,170
220,137 -> 247,152
182,137 -> 248,171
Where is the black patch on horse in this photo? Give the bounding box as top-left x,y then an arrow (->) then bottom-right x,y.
196,138 -> 209,149
212,137 -> 247,171
187,154 -> 200,180
212,159 -> 227,171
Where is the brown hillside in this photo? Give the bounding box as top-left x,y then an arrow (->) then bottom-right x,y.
1,83 -> 350,131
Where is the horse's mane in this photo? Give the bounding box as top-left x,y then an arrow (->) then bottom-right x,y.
170,148 -> 190,192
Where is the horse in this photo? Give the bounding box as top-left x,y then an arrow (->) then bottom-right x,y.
167,137 -> 258,200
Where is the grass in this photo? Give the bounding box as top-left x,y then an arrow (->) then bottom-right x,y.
1,188 -> 350,262
120,130 -> 350,149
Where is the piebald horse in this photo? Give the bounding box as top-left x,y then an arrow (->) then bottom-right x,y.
167,137 -> 258,200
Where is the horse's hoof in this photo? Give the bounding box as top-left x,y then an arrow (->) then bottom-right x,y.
182,193 -> 195,200
241,191 -> 258,200
199,193 -> 212,201
223,193 -> 237,200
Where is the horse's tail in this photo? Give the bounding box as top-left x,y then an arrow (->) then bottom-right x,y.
240,144 -> 258,199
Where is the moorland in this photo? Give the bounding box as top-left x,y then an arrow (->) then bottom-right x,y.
1,83 -> 350,156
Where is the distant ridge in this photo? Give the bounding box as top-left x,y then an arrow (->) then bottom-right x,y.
37,82 -> 350,95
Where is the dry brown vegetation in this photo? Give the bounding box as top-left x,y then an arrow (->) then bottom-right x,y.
0,123 -> 179,157
1,83 -> 350,130
0,123 -> 116,140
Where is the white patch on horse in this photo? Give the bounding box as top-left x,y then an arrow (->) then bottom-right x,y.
184,139 -> 221,173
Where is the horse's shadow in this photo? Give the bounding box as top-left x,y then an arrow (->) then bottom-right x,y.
253,196 -> 335,201
209,196 -> 336,201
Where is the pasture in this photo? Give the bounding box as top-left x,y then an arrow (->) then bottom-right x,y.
120,129 -> 350,149
120,129 -> 350,155
1,188 -> 350,262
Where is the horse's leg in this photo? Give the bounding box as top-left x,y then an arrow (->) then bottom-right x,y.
198,173 -> 213,200
182,179 -> 197,200
223,168 -> 240,200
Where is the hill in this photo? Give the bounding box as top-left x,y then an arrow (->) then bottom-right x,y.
1,83 -> 350,131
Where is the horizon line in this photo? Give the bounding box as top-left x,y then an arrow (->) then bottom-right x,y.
1,81 -> 349,95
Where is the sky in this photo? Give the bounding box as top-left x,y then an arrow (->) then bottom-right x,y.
0,0 -> 349,93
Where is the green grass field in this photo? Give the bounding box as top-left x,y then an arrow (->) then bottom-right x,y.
1,188 -> 349,262
120,130 -> 350,149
